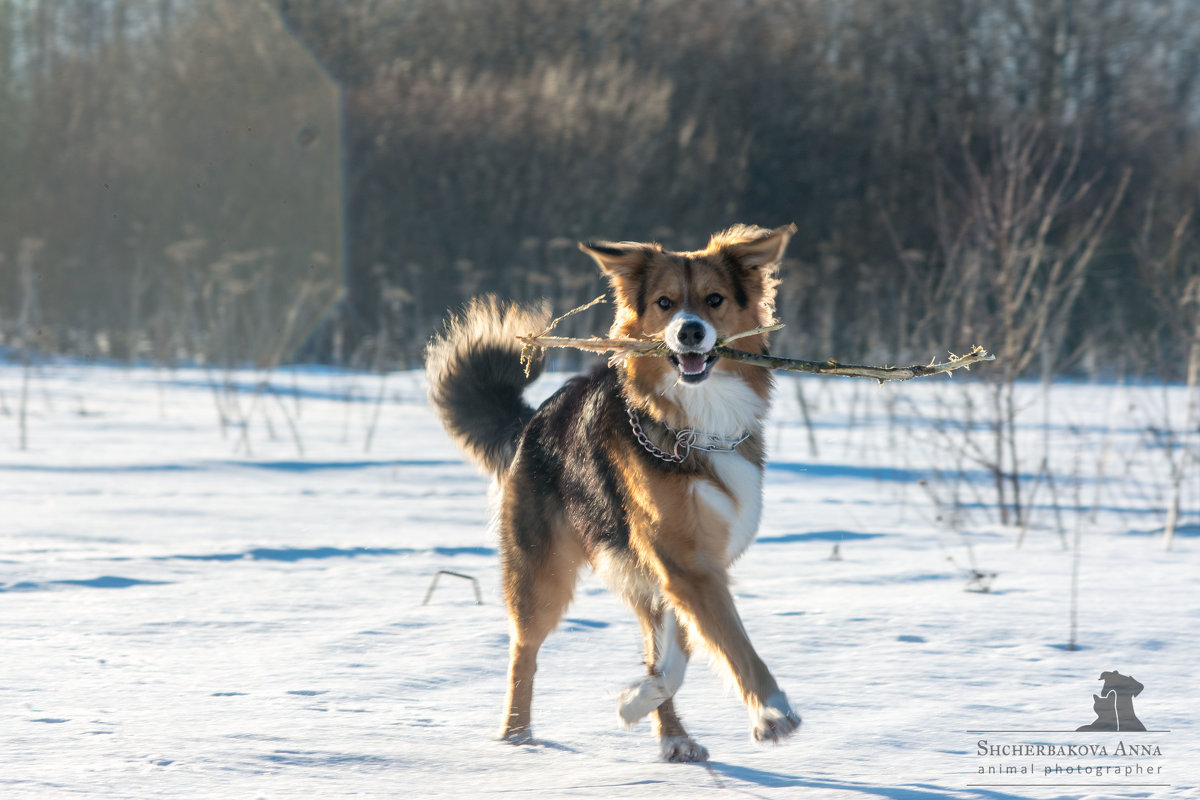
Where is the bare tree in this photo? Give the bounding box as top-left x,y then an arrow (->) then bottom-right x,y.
1134,207 -> 1200,549
927,122 -> 1129,526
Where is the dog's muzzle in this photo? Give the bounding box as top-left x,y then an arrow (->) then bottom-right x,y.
664,313 -> 717,384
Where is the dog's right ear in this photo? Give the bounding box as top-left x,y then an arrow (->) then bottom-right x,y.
721,223 -> 797,271
579,241 -> 650,282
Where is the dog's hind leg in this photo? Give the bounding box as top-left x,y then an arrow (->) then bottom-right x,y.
620,604 -> 708,762
498,520 -> 583,744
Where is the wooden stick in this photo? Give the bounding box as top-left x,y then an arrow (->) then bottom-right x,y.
517,298 -> 994,381
712,344 -> 995,383
520,294 -> 615,373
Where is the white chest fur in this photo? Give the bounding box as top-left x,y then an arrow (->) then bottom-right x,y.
660,370 -> 765,438
693,452 -> 764,564
662,370 -> 767,563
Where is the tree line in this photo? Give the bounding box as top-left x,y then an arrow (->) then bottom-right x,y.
2,0 -> 1198,379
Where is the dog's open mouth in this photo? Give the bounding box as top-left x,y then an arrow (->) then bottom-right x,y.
668,351 -> 718,384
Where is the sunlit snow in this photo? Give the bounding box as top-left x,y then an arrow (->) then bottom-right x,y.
1,362 -> 1196,799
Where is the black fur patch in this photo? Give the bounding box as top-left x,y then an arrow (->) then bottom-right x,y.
636,269 -> 649,317
511,367 -> 632,553
582,241 -> 625,257
722,254 -> 750,309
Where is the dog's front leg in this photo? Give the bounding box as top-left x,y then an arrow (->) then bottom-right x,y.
651,551 -> 800,743
618,602 -> 709,762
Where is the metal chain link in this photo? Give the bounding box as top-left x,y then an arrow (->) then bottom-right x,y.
626,403 -> 688,462
625,403 -> 750,463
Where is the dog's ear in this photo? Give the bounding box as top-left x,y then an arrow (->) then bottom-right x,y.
722,224 -> 797,271
579,241 -> 651,282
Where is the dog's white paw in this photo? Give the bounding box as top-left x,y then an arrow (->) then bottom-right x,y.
617,676 -> 669,726
751,691 -> 801,743
660,735 -> 709,763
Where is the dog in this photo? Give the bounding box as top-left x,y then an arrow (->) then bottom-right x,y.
425,224 -> 799,762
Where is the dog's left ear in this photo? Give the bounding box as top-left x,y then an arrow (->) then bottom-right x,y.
724,223 -> 797,270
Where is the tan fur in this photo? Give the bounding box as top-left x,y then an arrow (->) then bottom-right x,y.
497,516 -> 585,741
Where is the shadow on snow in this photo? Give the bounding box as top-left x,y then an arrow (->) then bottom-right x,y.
757,530 -> 888,544
0,459 -> 461,474
0,547 -> 494,592
155,545 -> 495,562
709,762 -> 1041,800
1,575 -> 171,592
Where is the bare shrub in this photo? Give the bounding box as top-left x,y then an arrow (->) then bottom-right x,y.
914,122 -> 1128,526
1133,209 -> 1200,549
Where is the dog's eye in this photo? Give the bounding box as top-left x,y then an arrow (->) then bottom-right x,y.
656,296 -> 673,310
706,293 -> 724,308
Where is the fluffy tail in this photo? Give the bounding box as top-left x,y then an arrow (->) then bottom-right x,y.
425,296 -> 550,476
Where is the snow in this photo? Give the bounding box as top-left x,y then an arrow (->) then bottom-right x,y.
1,361 -> 1196,799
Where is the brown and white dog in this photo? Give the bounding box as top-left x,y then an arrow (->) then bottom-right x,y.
425,224 -> 799,762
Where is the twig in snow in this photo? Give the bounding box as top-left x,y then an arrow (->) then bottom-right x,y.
422,570 -> 483,606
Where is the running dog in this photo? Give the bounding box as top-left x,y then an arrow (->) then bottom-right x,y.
425,224 -> 799,762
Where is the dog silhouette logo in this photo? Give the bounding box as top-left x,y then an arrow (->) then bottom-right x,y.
1076,671 -> 1147,732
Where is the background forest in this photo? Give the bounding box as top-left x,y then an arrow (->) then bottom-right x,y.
1,0 -> 1199,379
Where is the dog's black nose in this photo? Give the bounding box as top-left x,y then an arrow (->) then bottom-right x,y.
677,320 -> 707,349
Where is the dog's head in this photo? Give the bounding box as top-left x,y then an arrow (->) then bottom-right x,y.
580,224 -> 794,396
1100,671 -> 1144,697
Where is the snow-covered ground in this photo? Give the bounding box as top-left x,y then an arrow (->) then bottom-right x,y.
1,361 -> 1196,800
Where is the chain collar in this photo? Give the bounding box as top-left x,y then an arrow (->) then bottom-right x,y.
625,402 -> 751,463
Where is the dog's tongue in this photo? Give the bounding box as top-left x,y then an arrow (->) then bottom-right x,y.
678,352 -> 708,375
